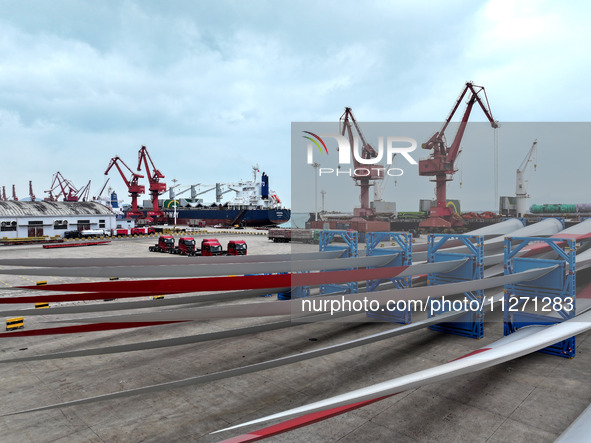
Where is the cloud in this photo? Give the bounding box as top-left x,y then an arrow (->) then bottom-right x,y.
0,0 -> 589,212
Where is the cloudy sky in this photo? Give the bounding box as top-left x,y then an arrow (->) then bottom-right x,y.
1,0 -> 589,212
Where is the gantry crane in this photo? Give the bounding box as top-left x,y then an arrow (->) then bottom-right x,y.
339,107 -> 384,219
137,145 -> 166,218
515,139 -> 538,217
105,156 -> 145,217
419,82 -> 499,230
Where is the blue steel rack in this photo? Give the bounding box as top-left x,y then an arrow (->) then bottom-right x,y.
365,232 -> 413,324
503,236 -> 576,358
427,233 -> 485,339
318,230 -> 359,295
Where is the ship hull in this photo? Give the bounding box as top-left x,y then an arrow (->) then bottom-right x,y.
125,208 -> 290,227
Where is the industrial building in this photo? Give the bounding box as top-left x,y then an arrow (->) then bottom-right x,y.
0,200 -> 116,238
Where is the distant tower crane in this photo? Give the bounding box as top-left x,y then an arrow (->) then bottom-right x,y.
419,82 -> 499,230
515,139 -> 538,217
339,107 -> 384,219
28,181 -> 36,201
105,156 -> 145,217
137,145 -> 166,218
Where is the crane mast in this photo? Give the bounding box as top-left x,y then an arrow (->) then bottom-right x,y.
419,82 -> 498,230
105,156 -> 145,217
515,139 -> 538,217
339,107 -> 384,219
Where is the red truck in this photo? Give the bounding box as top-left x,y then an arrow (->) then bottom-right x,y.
227,240 -> 247,255
149,235 -> 175,253
170,237 -> 197,255
199,238 -> 223,256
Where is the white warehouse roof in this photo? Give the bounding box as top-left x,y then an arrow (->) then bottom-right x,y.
0,201 -> 114,217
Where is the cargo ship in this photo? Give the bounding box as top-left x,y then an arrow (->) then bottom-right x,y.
122,166 -> 290,227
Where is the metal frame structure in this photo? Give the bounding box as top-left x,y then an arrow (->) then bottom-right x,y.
427,233 -> 485,339
319,230 -> 358,295
504,236 -> 576,358
365,232 -> 413,323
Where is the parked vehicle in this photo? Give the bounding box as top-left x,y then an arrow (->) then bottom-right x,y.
199,238 -> 223,256
227,240 -> 247,255
171,237 -> 197,255
131,226 -> 155,235
149,235 -> 175,253
80,229 -> 111,237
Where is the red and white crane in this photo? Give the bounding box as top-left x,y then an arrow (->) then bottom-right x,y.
339,107 -> 384,219
419,82 -> 498,230
137,145 -> 166,218
105,156 -> 145,217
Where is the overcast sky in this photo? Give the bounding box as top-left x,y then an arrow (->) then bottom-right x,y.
1,1 -> 589,212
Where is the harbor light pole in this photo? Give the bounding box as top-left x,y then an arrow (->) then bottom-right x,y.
312,162 -> 320,221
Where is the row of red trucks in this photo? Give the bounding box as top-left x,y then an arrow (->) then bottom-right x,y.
149,235 -> 247,256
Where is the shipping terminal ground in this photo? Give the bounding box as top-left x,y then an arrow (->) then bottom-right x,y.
2,221 -> 591,441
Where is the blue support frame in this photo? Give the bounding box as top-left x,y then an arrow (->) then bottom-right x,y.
365,232 -> 413,324
318,230 -> 359,295
427,234 -> 485,339
504,236 -> 576,358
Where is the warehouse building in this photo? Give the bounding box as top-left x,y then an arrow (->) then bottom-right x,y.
0,200 -> 116,239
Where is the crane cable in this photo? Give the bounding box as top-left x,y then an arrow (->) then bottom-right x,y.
494,127 -> 499,209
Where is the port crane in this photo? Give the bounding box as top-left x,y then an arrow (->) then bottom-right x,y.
339,107 -> 384,219
419,82 -> 498,230
12,185 -> 18,201
77,180 -> 92,202
1,186 -> 6,201
105,156 -> 145,217
137,145 -> 166,218
515,139 -> 538,217
94,178 -> 111,201
47,172 -> 80,202
28,181 -> 36,201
